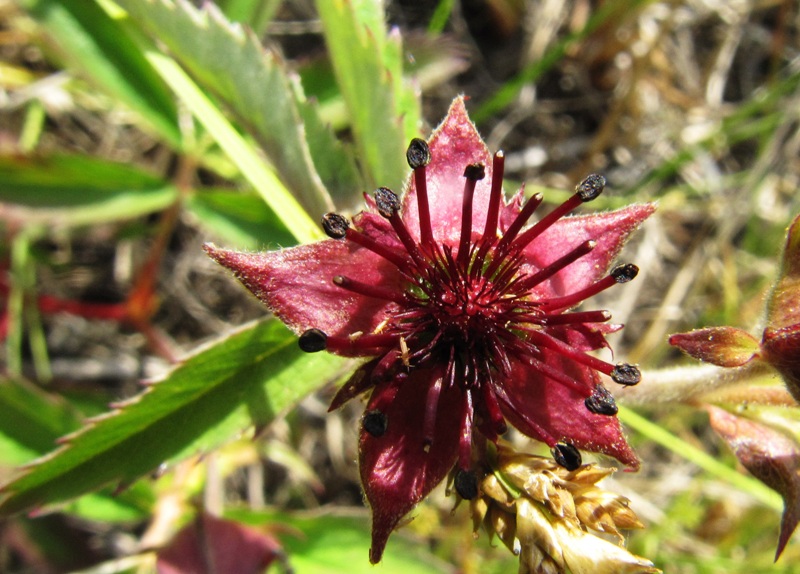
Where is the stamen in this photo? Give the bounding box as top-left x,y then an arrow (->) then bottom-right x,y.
611,263 -> 639,283
375,186 -> 401,218
516,349 -> 592,396
406,138 -> 434,247
459,388 -> 474,470
324,332 -> 399,354
422,375 -> 443,450
363,409 -> 388,437
536,310 -> 612,326
510,195 -> 585,255
458,163 -> 485,266
552,443 -> 582,470
321,213 -> 349,239
298,329 -> 398,357
343,229 -> 410,270
611,363 -> 641,386
575,173 -> 606,202
517,240 -> 596,291
454,468 -> 479,500
584,384 -> 618,415
299,329 -> 327,352
507,175 -> 604,256
374,187 -> 429,269
333,275 -> 406,304
493,192 -> 543,255
522,329 -> 625,383
480,151 -> 505,250
539,263 -> 639,312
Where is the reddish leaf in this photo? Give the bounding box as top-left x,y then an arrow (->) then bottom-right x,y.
157,513 -> 283,574
763,213 -> 800,403
669,327 -> 760,367
706,405 -> 800,559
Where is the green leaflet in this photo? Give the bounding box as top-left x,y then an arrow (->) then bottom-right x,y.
0,155 -> 178,227
114,0 -> 361,216
186,189 -> 295,250
0,319 -> 349,515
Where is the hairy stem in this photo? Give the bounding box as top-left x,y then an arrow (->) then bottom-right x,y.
613,360 -> 776,406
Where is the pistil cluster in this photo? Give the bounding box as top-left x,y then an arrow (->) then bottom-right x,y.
205,97 -> 655,563
316,138 -> 639,473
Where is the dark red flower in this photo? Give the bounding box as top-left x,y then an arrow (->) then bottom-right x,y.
205,97 -> 654,562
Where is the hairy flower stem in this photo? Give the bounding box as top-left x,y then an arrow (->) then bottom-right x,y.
613,361 -> 775,406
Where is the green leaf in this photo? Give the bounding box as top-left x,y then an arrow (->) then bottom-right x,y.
0,319 -> 349,516
229,509 -> 454,574
0,378 -> 80,467
186,189 -> 295,250
0,379 -> 151,522
316,0 -> 420,191
114,0 -> 360,217
143,50 -> 322,244
18,0 -> 180,146
0,155 -> 178,227
62,485 -> 152,523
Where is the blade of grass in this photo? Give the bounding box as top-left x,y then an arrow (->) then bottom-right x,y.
618,406 -> 783,511
144,50 -> 322,244
428,0 -> 455,35
19,0 -> 180,146
473,0 -> 651,124
316,0 -> 419,191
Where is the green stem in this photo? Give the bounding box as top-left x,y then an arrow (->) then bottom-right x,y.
618,406 -> 782,511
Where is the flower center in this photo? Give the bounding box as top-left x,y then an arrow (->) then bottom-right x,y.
309,138 -> 642,469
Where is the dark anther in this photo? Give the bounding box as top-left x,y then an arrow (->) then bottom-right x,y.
584,384 -> 618,416
463,163 -> 485,180
363,409 -> 388,437
576,174 -> 606,202
611,363 -> 641,386
552,443 -> 582,471
454,468 -> 479,500
298,328 -> 327,353
321,213 -> 349,239
374,187 -> 401,218
611,263 -> 639,283
406,138 -> 431,169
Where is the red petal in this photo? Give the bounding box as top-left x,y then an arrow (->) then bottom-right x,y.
360,365 -> 463,563
520,204 -> 656,298
157,513 -> 282,574
401,96 -> 495,246
329,358 -> 378,411
670,327 -> 760,367
706,405 -> 800,560
498,356 -> 639,469
204,214 -> 405,346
